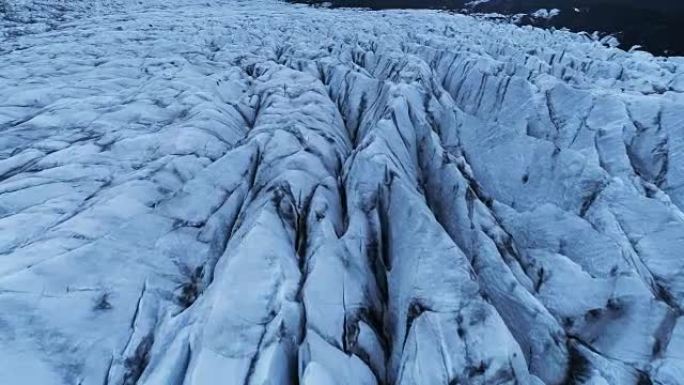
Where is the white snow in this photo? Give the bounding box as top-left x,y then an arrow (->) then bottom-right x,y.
531,8 -> 560,20
1,0 -> 684,384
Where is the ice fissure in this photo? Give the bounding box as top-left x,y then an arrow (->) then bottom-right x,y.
1,1 -> 684,384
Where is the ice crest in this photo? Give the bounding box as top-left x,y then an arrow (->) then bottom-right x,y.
1,1 -> 684,384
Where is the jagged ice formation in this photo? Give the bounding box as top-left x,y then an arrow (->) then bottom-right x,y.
1,1 -> 684,384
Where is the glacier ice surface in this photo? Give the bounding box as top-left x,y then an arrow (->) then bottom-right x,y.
1,1 -> 684,384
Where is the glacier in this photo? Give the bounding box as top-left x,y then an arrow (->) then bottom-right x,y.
1,0 -> 684,384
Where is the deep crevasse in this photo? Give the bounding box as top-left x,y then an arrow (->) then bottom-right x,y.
1,1 -> 684,384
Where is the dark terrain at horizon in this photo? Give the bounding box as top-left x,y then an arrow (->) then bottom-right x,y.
290,0 -> 684,56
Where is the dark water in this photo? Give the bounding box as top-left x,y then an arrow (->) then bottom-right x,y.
288,0 -> 684,56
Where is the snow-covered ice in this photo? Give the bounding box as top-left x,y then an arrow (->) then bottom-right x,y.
1,0 -> 684,384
